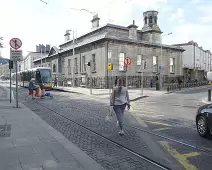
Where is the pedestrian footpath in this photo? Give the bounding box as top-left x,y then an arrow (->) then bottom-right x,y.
0,85 -> 104,170
53,86 -> 165,101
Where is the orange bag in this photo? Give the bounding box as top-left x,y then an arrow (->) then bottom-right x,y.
35,87 -> 41,97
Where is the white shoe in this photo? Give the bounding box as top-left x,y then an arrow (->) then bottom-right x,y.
119,130 -> 124,135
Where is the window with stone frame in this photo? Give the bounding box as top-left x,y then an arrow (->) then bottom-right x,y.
170,58 -> 175,73
53,64 -> 57,73
68,59 -> 71,74
81,56 -> 86,72
153,56 -> 158,72
149,16 -> 153,24
74,57 -> 78,73
92,54 -> 96,72
137,55 -> 142,66
119,52 -> 126,71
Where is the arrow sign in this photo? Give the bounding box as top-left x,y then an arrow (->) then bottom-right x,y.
9,38 -> 22,50
124,57 -> 132,67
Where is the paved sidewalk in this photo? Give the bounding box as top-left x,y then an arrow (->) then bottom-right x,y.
53,86 -> 165,101
0,85 -> 104,170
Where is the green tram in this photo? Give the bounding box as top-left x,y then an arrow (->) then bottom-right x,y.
11,67 -> 52,90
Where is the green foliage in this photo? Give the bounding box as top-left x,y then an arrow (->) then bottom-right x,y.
0,37 -> 3,48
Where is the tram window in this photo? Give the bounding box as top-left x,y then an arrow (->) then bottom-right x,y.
36,71 -> 42,83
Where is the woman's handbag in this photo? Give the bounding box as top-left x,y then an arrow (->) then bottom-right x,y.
105,107 -> 114,122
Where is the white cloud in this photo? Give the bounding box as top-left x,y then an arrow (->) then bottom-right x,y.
1,0 -> 211,60
169,8 -> 184,23
165,23 -> 212,51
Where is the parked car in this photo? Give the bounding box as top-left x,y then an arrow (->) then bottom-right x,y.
196,104 -> 212,137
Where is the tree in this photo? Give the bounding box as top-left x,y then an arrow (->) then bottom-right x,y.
0,37 -> 3,48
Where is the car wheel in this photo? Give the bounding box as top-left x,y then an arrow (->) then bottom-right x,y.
197,116 -> 209,137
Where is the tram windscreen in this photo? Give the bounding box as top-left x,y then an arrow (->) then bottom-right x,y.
36,69 -> 52,83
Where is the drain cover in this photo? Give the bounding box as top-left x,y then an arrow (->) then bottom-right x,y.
0,124 -> 11,137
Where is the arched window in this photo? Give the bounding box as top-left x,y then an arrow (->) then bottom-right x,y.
144,17 -> 147,24
53,64 -> 56,72
154,16 -> 157,24
149,16 -> 153,24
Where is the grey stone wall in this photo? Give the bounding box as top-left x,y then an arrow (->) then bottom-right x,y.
108,41 -> 183,77
63,43 -> 106,79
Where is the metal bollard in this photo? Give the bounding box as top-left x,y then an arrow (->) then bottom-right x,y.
208,89 -> 211,101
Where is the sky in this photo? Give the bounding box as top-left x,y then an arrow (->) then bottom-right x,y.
0,0 -> 211,59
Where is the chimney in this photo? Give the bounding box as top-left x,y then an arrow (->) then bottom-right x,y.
127,20 -> 138,40
91,14 -> 100,29
64,30 -> 71,42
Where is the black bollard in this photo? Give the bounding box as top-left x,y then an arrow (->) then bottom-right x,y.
208,89 -> 211,101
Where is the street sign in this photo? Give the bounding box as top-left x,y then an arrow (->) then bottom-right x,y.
159,66 -> 162,70
9,38 -> 22,50
124,57 -> 132,67
10,49 -> 23,61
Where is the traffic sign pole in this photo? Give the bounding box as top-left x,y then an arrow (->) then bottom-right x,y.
15,61 -> 18,108
126,66 -> 128,88
10,66 -> 12,103
9,38 -> 22,107
124,57 -> 132,88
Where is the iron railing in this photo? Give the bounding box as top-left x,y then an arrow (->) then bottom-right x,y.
54,75 -> 209,90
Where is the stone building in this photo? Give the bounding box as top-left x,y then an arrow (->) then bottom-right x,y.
20,44 -> 50,71
33,11 -> 184,88
173,41 -> 212,81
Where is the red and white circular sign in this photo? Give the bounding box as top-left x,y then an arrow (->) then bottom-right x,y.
124,57 -> 132,67
9,38 -> 22,50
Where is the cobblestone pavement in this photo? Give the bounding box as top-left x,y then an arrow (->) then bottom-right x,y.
7,85 -> 212,170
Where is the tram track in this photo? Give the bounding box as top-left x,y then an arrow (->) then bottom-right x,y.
39,91 -> 212,155
8,85 -> 212,169
31,99 -> 170,170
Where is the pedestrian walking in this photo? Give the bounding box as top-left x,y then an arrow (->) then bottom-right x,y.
115,76 -> 118,86
150,79 -> 154,88
25,78 -> 36,100
178,77 -> 182,90
110,78 -> 130,135
54,77 -> 57,87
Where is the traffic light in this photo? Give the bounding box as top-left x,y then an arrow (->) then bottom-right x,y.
144,61 -> 146,69
9,60 -> 13,69
108,63 -> 113,70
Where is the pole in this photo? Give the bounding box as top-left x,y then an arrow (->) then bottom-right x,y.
41,46 -> 42,67
10,65 -> 11,103
90,60 -> 92,95
141,60 -> 144,96
126,66 -> 128,88
208,89 -> 211,101
16,61 -> 18,108
160,43 -> 162,90
45,46 -> 46,67
72,31 -> 75,87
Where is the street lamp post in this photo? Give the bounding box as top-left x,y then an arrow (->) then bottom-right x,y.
160,32 -> 172,90
68,8 -> 95,88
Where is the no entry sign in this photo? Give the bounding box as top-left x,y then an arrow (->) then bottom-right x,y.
124,57 -> 132,67
9,38 -> 22,50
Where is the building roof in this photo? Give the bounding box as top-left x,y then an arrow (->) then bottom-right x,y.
59,23 -> 131,47
173,41 -> 211,53
33,32 -> 184,64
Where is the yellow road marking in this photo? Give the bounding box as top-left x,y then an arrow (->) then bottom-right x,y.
160,141 -> 200,170
147,121 -> 172,127
182,152 -> 200,159
129,107 -> 164,118
153,127 -> 172,131
133,116 -> 148,127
